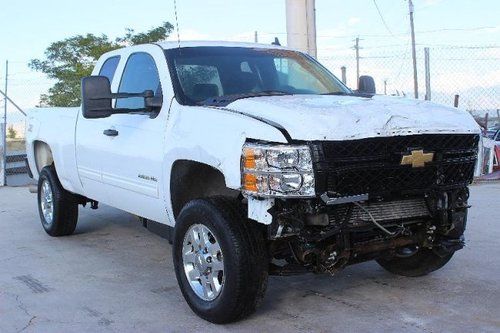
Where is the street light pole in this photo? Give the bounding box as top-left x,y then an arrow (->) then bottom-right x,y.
408,0 -> 418,99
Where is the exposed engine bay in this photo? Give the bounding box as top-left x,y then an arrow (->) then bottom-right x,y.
267,187 -> 470,276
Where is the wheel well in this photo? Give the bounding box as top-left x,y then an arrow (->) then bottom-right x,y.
170,160 -> 239,218
33,141 -> 54,173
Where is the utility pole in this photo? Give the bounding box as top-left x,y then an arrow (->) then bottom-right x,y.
354,37 -> 360,89
1,60 -> 8,186
254,31 -> 258,43
285,0 -> 317,58
408,0 -> 418,99
424,47 -> 431,100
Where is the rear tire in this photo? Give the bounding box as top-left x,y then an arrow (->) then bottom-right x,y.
37,165 -> 78,236
173,196 -> 268,323
376,248 -> 454,277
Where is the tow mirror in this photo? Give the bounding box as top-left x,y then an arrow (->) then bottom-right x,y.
81,75 -> 161,119
81,76 -> 113,119
357,75 -> 376,95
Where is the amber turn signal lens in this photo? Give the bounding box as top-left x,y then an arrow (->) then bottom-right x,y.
243,148 -> 256,169
243,173 -> 258,192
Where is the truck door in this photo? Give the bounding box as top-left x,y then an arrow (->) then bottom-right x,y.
96,50 -> 168,223
75,55 -> 121,203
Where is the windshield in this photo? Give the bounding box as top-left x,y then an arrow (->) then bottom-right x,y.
165,47 -> 351,106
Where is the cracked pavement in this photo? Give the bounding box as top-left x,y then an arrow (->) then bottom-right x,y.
0,183 -> 499,332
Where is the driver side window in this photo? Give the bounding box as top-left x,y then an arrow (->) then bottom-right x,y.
116,52 -> 162,109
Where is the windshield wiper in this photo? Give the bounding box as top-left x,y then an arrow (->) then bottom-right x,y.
320,91 -> 353,96
200,90 -> 292,106
321,91 -> 374,98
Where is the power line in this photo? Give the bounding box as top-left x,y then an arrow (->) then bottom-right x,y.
260,26 -> 497,39
421,44 -> 500,49
394,33 -> 412,83
417,26 -> 496,33
372,0 -> 398,39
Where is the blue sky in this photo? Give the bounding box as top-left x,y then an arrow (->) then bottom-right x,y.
0,0 -> 498,115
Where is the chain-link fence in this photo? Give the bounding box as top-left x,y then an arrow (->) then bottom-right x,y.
428,46 -> 499,116
0,62 -> 44,185
0,91 -> 30,185
319,45 -> 500,128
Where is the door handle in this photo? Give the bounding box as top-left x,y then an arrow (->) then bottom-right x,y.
103,129 -> 119,137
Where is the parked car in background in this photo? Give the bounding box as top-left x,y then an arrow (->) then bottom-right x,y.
486,127 -> 500,141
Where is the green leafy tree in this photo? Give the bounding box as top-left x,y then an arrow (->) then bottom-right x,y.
7,125 -> 17,139
30,22 -> 173,107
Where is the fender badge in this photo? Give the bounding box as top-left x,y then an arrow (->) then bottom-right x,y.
138,174 -> 158,182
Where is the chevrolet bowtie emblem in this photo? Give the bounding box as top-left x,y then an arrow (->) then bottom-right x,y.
401,150 -> 434,168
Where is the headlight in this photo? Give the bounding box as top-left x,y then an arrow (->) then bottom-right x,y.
241,143 -> 315,197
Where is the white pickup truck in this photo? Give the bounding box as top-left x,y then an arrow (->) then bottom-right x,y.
26,41 -> 480,323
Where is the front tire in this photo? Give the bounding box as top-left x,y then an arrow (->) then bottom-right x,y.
37,165 -> 78,236
376,248 -> 454,277
173,197 -> 268,323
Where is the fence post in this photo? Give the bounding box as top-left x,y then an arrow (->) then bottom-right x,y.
424,47 -> 431,101
341,66 -> 346,84
454,94 -> 459,108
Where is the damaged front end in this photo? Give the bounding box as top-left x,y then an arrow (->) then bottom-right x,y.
243,134 -> 479,276
267,187 -> 470,275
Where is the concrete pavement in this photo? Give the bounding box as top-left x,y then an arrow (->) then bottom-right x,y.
0,183 -> 499,332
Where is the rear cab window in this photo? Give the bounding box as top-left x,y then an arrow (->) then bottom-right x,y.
98,56 -> 120,83
175,64 -> 223,102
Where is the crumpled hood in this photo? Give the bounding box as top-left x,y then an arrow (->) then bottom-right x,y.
225,94 -> 480,141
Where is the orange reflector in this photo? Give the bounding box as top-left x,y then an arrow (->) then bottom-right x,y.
243,149 -> 256,169
243,173 -> 258,192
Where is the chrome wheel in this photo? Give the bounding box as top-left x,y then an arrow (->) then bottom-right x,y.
182,224 -> 224,301
40,179 -> 54,224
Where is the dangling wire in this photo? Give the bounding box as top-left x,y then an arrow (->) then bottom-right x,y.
173,0 -> 181,49
353,201 -> 399,236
